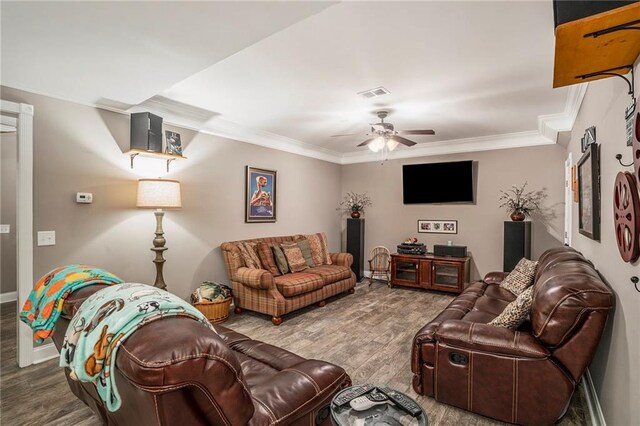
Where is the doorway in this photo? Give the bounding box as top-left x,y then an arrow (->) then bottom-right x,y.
0,100 -> 35,367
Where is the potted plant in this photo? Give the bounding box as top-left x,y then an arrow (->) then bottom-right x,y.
498,182 -> 546,221
338,191 -> 372,218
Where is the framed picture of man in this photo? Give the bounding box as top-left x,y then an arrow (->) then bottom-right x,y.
245,166 -> 277,223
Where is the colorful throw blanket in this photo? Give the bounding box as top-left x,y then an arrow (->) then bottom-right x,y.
59,283 -> 215,412
19,265 -> 124,343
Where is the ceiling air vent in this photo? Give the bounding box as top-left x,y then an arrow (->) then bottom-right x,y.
358,86 -> 390,99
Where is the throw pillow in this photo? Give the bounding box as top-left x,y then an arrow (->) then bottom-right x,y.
303,233 -> 332,265
489,286 -> 534,329
281,242 -> 309,273
237,242 -> 261,269
500,258 -> 538,296
257,242 -> 281,276
296,239 -> 316,268
271,245 -> 290,275
319,232 -> 332,265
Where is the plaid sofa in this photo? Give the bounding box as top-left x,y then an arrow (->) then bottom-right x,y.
221,235 -> 356,325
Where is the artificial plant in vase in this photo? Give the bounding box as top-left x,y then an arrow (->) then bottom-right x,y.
498,182 -> 546,221
338,191 -> 372,218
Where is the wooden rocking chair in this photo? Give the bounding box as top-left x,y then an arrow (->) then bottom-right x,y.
367,246 -> 391,286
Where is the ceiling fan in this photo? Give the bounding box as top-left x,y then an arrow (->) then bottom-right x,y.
331,111 -> 435,152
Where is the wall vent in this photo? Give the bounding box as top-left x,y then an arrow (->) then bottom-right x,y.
358,86 -> 390,99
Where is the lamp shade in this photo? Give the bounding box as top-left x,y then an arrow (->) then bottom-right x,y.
137,179 -> 182,209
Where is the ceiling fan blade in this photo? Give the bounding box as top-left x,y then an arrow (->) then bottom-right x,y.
398,129 -> 435,135
391,135 -> 417,147
357,138 -> 375,147
331,133 -> 360,137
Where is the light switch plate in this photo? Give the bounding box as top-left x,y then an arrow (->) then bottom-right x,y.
37,231 -> 56,246
0,224 -> 9,234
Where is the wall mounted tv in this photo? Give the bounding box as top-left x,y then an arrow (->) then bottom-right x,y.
403,160 -> 474,204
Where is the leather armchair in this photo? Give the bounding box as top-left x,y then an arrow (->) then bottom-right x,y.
52,285 -> 351,425
411,247 -> 613,426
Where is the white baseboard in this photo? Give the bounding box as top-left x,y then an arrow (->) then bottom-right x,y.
33,343 -> 59,364
0,291 -> 17,303
583,368 -> 606,426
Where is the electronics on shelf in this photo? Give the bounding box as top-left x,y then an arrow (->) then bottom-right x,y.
433,244 -> 467,258
397,243 -> 427,255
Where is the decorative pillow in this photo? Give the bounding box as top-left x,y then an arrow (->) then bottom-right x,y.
257,242 -> 281,276
318,232 -> 332,265
500,258 -> 538,296
271,245 -> 290,275
237,242 -> 261,269
296,239 -> 316,268
303,233 -> 332,265
281,242 -> 309,273
489,286 -> 534,329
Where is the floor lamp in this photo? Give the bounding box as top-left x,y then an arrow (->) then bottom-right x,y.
136,178 -> 182,290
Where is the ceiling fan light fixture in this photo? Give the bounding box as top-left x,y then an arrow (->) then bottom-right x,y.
387,138 -> 399,151
369,136 -> 385,152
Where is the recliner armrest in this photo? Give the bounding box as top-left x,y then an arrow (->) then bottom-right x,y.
249,359 -> 350,424
236,267 -> 275,290
483,271 -> 509,284
329,252 -> 353,267
435,320 -> 549,359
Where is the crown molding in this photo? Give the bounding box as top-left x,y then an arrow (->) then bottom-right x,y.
538,83 -> 588,142
3,81 -> 589,165
132,96 -> 343,164
339,131 -> 553,165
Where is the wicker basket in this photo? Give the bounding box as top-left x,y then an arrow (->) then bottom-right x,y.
193,297 -> 232,324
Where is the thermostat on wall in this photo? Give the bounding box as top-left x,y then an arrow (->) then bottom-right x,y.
76,192 -> 93,204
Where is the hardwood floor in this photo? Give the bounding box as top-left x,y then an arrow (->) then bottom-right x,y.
1,282 -> 589,425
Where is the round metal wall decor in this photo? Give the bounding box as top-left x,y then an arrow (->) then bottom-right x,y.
634,111 -> 640,184
613,172 -> 640,262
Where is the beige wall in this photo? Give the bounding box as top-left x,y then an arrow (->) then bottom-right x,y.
340,145 -> 566,279
0,86 -> 342,300
567,60 -> 640,425
1,131 -> 17,294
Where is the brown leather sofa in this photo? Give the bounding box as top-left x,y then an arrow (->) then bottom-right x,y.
221,235 -> 356,325
411,246 -> 613,425
52,285 -> 351,425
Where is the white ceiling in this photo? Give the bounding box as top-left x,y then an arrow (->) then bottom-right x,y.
1,1 -> 580,163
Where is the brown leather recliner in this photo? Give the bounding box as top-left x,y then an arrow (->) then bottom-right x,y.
411,246 -> 613,426
52,285 -> 351,425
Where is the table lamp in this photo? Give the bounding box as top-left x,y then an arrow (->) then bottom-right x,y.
136,178 -> 182,290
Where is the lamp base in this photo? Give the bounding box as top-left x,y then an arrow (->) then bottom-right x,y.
152,210 -> 168,290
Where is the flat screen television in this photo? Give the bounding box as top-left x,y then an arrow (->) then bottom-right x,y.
403,160 -> 474,204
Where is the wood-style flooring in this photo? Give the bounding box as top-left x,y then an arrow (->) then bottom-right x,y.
0,282 -> 589,425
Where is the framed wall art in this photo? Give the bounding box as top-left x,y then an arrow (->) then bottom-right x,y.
245,166 -> 277,223
418,220 -> 458,234
577,143 -> 600,241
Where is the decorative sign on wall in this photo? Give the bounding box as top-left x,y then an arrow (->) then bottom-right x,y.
581,126 -> 596,153
625,100 -> 636,147
613,172 -> 640,262
634,112 -> 640,185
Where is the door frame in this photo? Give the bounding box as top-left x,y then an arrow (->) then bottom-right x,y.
564,152 -> 573,246
1,100 -> 35,367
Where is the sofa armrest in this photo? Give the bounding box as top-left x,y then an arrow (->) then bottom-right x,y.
236,267 -> 275,290
483,271 -> 509,285
249,360 -> 350,424
435,320 -> 549,359
330,252 -> 353,267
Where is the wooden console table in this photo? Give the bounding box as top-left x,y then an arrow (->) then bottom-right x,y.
390,253 -> 470,294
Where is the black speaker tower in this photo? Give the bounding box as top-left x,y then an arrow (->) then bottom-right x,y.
346,218 -> 365,281
503,221 -> 531,272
